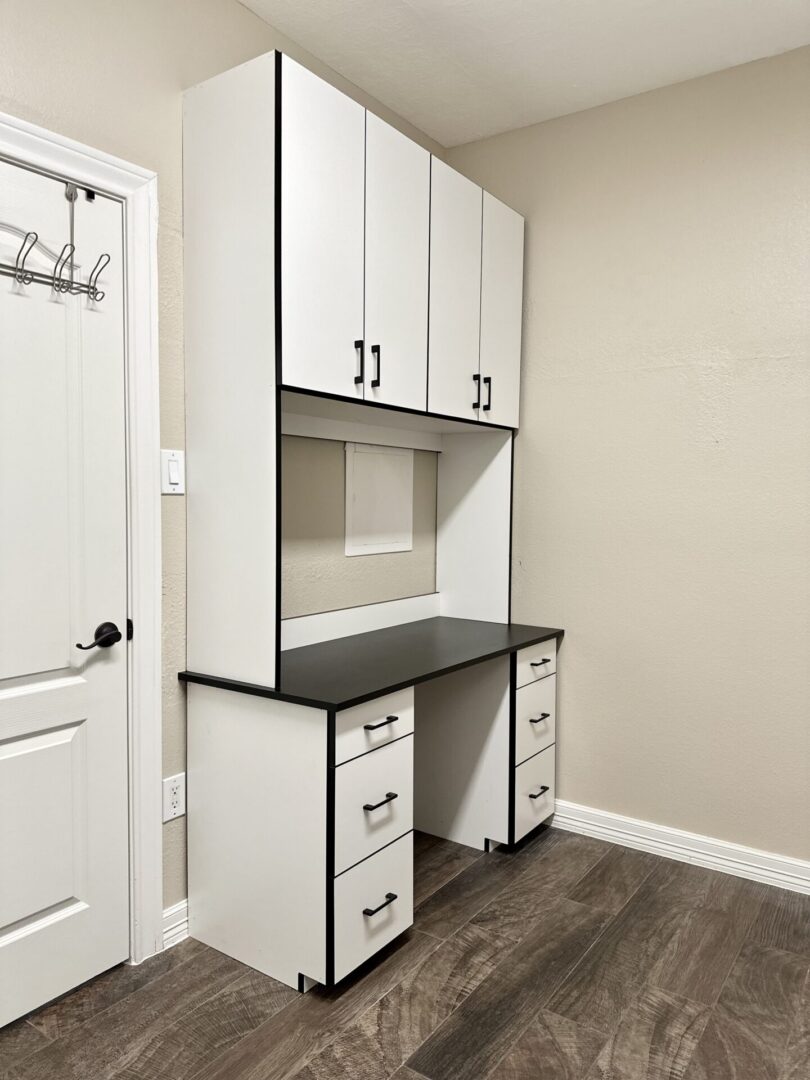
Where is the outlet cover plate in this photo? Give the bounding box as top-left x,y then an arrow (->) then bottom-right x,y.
163,772 -> 186,821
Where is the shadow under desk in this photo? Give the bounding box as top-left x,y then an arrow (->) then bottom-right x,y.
179,616 -> 563,990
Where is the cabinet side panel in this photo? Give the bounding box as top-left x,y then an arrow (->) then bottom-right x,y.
414,656 -> 511,849
437,429 -> 512,622
480,193 -> 524,429
187,685 -> 327,988
184,55 -> 277,685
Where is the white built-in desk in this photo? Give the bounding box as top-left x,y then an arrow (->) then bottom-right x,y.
180,617 -> 562,990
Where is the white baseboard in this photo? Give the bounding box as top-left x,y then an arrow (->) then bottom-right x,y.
552,800 -> 810,895
162,899 -> 189,949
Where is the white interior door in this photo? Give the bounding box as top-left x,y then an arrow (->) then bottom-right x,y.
0,160 -> 129,1026
427,157 -> 483,422
480,193 -> 524,428
364,113 -> 429,411
280,55 -> 365,398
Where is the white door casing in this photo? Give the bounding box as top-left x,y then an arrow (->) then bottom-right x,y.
427,157 -> 483,422
0,161 -> 129,1025
364,113 -> 429,411
280,55 -> 365,398
480,192 -> 524,428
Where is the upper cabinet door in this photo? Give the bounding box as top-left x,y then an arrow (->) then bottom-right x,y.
480,193 -> 524,428
427,158 -> 483,421
280,56 -> 365,397
364,115 -> 430,411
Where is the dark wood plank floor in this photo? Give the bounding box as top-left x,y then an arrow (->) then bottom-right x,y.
2,828 -> 808,1080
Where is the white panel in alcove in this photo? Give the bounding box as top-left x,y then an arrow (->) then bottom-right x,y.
345,443 -> 414,556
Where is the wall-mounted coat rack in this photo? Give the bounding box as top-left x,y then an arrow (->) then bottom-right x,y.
0,230 -> 110,302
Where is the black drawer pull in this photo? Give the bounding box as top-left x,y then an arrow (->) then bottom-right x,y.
354,339 -> 365,384
363,714 -> 398,731
363,792 -> 398,812
363,892 -> 397,917
530,659 -> 551,668
483,375 -> 492,412
371,344 -> 381,387
529,713 -> 551,725
529,786 -> 550,800
472,373 -> 481,409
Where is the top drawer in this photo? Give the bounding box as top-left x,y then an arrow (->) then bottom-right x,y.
515,638 -> 557,688
335,688 -> 415,765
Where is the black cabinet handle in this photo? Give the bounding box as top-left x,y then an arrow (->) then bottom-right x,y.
530,659 -> 551,668
363,714 -> 398,731
354,339 -> 365,384
529,713 -> 551,725
472,373 -> 481,409
363,892 -> 397,917
529,786 -> 550,800
76,621 -> 122,650
483,375 -> 492,412
363,791 -> 398,812
370,344 -> 381,387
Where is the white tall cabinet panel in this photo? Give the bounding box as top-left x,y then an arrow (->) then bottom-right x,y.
480,193 -> 524,428
427,158 -> 483,421
364,113 -> 430,410
281,56 -> 365,397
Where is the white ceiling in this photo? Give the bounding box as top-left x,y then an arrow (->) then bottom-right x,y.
241,0 -> 810,146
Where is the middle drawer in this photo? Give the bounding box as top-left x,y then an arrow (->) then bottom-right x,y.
334,734 -> 414,875
514,675 -> 556,765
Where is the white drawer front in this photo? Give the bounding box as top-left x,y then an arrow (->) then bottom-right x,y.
334,735 -> 413,875
513,744 -> 555,842
333,831 -> 413,984
335,688 -> 414,765
514,675 -> 556,765
515,639 -> 557,688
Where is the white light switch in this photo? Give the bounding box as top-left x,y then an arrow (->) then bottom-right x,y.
161,449 -> 185,495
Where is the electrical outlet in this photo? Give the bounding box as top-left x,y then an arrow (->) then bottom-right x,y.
163,772 -> 186,822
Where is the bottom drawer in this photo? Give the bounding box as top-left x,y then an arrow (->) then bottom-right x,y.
513,745 -> 556,843
333,832 -> 413,984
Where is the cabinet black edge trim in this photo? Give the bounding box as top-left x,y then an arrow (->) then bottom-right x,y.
178,631 -> 562,711
514,741 -> 556,770
273,51 -> 283,694
508,432 -> 515,624
325,709 -> 335,988
274,50 -> 282,383
278,384 -> 516,433
508,652 -> 516,846
335,731 -> 413,768
333,828 -> 414,879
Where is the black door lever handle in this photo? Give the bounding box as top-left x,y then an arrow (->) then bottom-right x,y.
76,621 -> 122,650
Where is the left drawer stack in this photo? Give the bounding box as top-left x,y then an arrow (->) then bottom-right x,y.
330,688 -> 415,983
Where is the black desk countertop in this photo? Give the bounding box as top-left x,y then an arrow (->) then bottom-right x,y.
180,616 -> 563,712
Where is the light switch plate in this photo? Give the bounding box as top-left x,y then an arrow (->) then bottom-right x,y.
161,449 -> 185,495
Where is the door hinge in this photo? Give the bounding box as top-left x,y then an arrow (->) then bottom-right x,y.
127,618 -> 134,641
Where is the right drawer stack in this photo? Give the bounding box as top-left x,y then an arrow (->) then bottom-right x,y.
513,639 -> 557,842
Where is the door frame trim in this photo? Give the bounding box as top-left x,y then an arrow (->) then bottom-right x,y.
0,111 -> 163,963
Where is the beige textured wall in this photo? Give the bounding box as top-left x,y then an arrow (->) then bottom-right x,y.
448,48 -> 810,860
0,0 -> 443,908
281,437 -> 437,619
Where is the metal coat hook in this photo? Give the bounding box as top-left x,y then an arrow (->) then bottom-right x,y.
52,243 -> 76,294
14,231 -> 38,284
88,253 -> 110,302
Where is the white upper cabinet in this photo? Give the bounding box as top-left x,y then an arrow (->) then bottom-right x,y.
280,56 -> 365,397
480,193 -> 524,428
427,158 -> 483,422
364,114 -> 430,411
